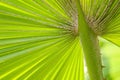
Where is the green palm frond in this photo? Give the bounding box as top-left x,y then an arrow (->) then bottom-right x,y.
80,0 -> 120,46
0,0 -> 120,80
0,0 -> 83,80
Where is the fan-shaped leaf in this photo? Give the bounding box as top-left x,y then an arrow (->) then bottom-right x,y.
80,0 -> 120,47
0,0 -> 84,80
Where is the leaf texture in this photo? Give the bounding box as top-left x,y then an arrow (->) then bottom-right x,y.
0,0 -> 83,80
1,0 -> 120,80
80,0 -> 120,46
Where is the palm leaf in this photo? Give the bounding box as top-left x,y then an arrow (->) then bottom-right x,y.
0,0 -> 83,80
79,0 -> 120,46
0,0 -> 120,80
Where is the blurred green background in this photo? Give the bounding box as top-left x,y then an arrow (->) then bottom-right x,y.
85,38 -> 120,80
101,38 -> 120,80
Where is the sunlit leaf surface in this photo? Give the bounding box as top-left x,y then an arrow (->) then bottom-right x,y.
0,0 -> 83,80
0,0 -> 120,80
80,0 -> 120,46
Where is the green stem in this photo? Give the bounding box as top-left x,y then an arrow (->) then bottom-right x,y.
75,0 -> 104,80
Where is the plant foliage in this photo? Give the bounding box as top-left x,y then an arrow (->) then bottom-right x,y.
0,0 -> 120,80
